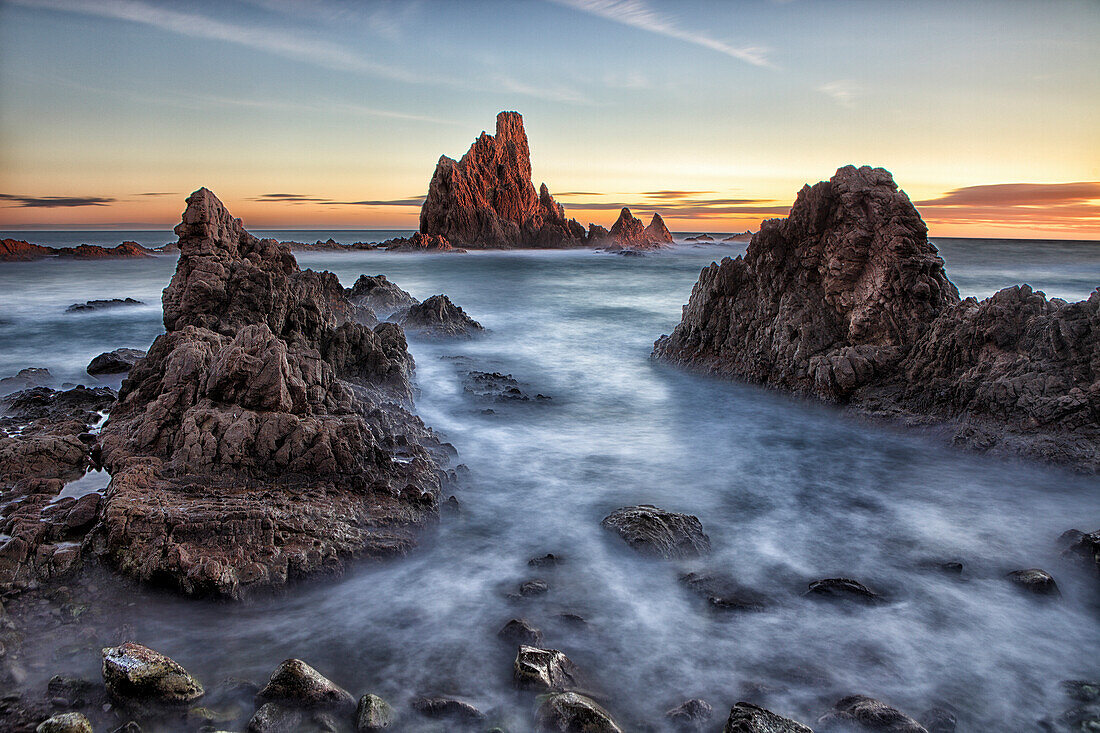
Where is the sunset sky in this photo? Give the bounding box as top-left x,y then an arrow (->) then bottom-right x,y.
1,0 -> 1098,238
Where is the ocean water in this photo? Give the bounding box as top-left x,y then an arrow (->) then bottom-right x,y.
0,236 -> 1098,730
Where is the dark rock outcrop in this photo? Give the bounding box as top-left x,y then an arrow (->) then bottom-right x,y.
356,693 -> 393,730
499,618 -> 543,647
536,692 -> 622,733
513,645 -> 581,691
462,370 -> 550,402
1006,568 -> 1060,596
666,698 -> 713,729
410,696 -> 485,724
598,208 -> 671,251
1,239 -> 52,261
1,239 -> 154,261
346,274 -> 417,316
654,165 -> 1100,471
817,695 -> 927,732
680,571 -> 768,611
34,712 -> 93,733
419,111 -> 586,248
601,505 -> 711,558
396,294 -> 484,338
381,232 -> 453,252
87,348 -> 146,376
805,577 -> 883,604
256,659 -> 354,711
0,367 -> 53,395
724,702 -> 813,732
685,234 -> 715,242
723,232 -> 754,242
645,213 -> 674,244
66,298 -> 144,313
93,187 -> 446,598
1060,528 -> 1100,577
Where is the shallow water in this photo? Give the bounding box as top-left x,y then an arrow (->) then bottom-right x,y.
1,238 -> 1098,730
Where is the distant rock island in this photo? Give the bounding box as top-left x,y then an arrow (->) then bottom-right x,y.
0,239 -> 156,261
655,165 -> 1099,471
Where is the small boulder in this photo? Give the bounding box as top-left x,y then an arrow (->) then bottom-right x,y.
397,295 -> 484,338
519,579 -> 549,597
528,553 -> 561,567
36,713 -> 93,733
1059,528 -> 1100,576
66,298 -> 144,313
498,618 -> 543,647
601,505 -> 711,559
248,701 -> 303,732
665,698 -> 713,729
410,696 -> 485,724
724,702 -> 813,732
356,693 -> 394,730
256,659 -> 355,710
87,348 -> 146,376
536,691 -> 622,733
804,577 -> 883,604
513,645 -> 581,691
101,642 -> 204,703
817,695 -> 926,732
1006,568 -> 1060,596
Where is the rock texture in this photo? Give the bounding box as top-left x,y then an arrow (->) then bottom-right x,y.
601,505 -> 711,558
256,659 -> 354,711
817,695 -> 927,732
654,165 -> 1100,471
395,295 -> 484,338
645,213 -> 674,244
724,702 -> 813,733
87,348 -> 146,375
347,274 -> 417,316
536,692 -> 622,733
419,112 -> 587,248
381,232 -> 453,252
66,298 -> 144,313
596,209 -> 672,250
92,187 -> 447,598
1,239 -> 52,261
513,645 -> 582,692
1,240 -> 155,261
101,642 -> 204,703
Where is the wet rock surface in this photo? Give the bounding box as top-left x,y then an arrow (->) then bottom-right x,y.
380,232 -> 454,252
805,577 -> 883,604
356,693 -> 393,730
513,645 -> 581,691
101,642 -> 204,703
1,241 -> 154,262
601,505 -> 711,558
86,349 -> 145,376
680,571 -> 768,611
817,694 -> 928,732
410,696 -> 485,724
93,187 -> 446,598
461,370 -> 550,402
256,659 -> 354,711
723,702 -> 813,732
654,165 -> 1100,471
665,697 -> 713,729
66,299 -> 144,314
498,618 -> 543,647
395,294 -> 484,338
34,712 -> 93,733
536,691 -> 622,732
346,275 -> 417,317
0,368 -> 53,395
1006,568 -> 1060,596
419,111 -> 587,248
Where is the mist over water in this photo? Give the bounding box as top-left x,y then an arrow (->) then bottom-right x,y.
1,237 -> 1098,730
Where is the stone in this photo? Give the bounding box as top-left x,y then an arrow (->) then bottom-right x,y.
724,702 -> 813,732
536,692 -> 622,733
94,188 -> 445,598
680,572 -> 768,611
519,579 -> 549,596
35,712 -> 93,733
601,505 -> 711,558
529,553 -> 561,567
461,371 -> 547,401
410,696 -> 485,724
513,645 -> 581,691
818,695 -> 927,732
723,232 -> 754,242
87,348 -> 146,375
66,298 -> 144,313
256,659 -> 354,710
0,367 -> 53,394
805,578 -> 883,604
665,698 -> 713,728
1059,528 -> 1100,576
396,295 -> 484,338
101,642 -> 204,703
1006,568 -> 1060,596
248,702 -> 303,732
919,707 -> 956,733
381,232 -> 453,252
346,275 -> 417,316
419,111 -> 587,248
356,693 -> 393,730
1,239 -> 52,261
498,618 -> 543,647
644,213 -> 674,244
654,165 -> 1100,471
46,676 -> 96,709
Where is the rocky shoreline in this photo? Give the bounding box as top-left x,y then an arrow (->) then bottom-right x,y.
654,165 -> 1099,472
1,240 -> 158,262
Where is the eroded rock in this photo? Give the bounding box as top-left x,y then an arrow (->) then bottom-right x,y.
513,645 -> 581,691
680,572 -> 768,612
724,702 -> 813,732
536,692 -> 622,733
356,693 -> 394,730
101,642 -> 204,703
256,659 -> 354,711
35,712 -> 93,733
87,348 -> 146,375
396,295 -> 484,338
66,298 -> 144,313
665,698 -> 713,729
805,577 -> 883,604
601,505 -> 711,558
1006,568 -> 1060,596
818,695 -> 926,732
347,275 -> 417,316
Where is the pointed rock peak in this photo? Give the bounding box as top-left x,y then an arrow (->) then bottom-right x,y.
173,187 -> 252,257
644,213 -> 674,243
495,111 -> 527,141
610,208 -> 641,232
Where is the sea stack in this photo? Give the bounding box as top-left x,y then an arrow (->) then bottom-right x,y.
95,188 -> 448,598
644,213 -> 674,244
654,165 -> 1099,470
419,111 -> 587,248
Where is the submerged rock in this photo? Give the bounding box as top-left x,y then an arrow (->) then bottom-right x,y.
498,618 -> 543,647
410,696 -> 485,724
87,348 -> 146,375
35,712 -> 93,733
248,702 -> 303,732
513,645 -> 581,691
601,505 -> 711,558
0,367 -> 53,394
256,659 -> 355,710
461,371 -> 549,402
356,693 -> 394,730
1006,568 -> 1060,596
94,188 -> 444,598
66,298 -> 144,313
817,695 -> 927,732
653,165 -> 1100,471
420,111 -> 586,248
396,294 -> 484,338
919,707 -> 957,733
805,577 -> 883,604
1059,528 -> 1100,577
101,642 -> 204,703
665,698 -> 713,729
724,702 -> 813,732
680,572 -> 768,611
536,692 -> 622,733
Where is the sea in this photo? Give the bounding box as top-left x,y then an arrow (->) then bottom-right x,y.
0,231 -> 1098,730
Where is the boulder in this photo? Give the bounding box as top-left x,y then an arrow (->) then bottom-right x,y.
1059,528 -> 1100,576
256,659 -> 354,710
94,188 -> 445,598
1006,568 -> 1060,596
680,572 -> 768,611
498,618 -> 543,647
818,695 -> 926,732
420,111 -> 586,248
461,370 -> 548,402
35,712 -> 93,733
87,348 -> 146,375
519,579 -> 549,596
654,165 -> 1100,471
410,696 -> 485,724
66,298 -> 144,313
724,702 -> 813,732
665,698 -> 713,728
513,645 -> 581,691
536,692 -> 622,733
101,642 -> 204,703
805,577 -> 883,604
601,505 -> 711,558
356,693 -> 393,730
396,294 -> 484,338
346,275 -> 417,316
529,553 -> 561,567
248,702 -> 303,732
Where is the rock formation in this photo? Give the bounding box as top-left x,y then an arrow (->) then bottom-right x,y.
601,505 -> 711,558
590,208 -> 673,251
0,239 -> 52,261
644,213 -> 674,244
395,294 -> 484,338
346,274 -> 418,316
92,188 -> 448,598
654,165 -> 1099,471
0,239 -> 155,261
380,232 -> 453,252
87,348 -> 146,375
66,298 -> 144,313
419,112 -> 587,248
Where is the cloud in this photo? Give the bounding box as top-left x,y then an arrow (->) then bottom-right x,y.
914,181 -> 1100,232
550,0 -> 773,68
816,80 -> 859,108
252,193 -> 426,206
0,193 -> 116,207
642,190 -> 717,199
133,191 -> 177,196
915,182 -> 1100,208
243,0 -> 422,42
563,193 -> 787,219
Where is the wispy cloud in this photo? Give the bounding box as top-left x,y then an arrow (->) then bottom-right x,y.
251,193 -> 426,207
915,182 -> 1100,208
0,193 -> 116,207
133,191 -> 176,197
914,181 -> 1100,231
550,0 -> 773,68
243,0 -> 422,42
816,80 -> 859,108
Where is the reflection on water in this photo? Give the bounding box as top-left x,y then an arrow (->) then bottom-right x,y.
0,238 -> 1097,730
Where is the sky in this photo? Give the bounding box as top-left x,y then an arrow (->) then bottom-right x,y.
0,0 -> 1098,238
